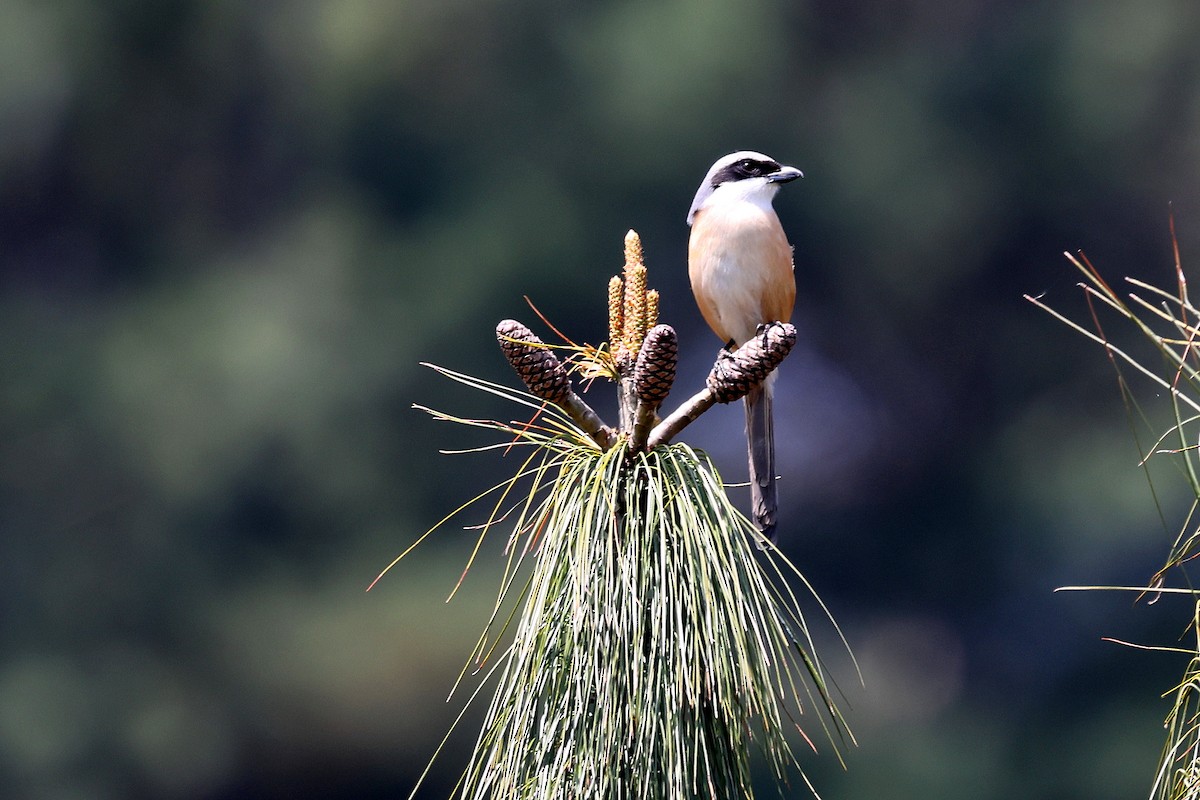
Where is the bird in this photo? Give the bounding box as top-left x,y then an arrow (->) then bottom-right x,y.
686,151 -> 802,545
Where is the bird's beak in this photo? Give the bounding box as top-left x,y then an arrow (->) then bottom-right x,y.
766,166 -> 803,184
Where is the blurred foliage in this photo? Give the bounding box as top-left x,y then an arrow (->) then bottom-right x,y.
5,0 -> 1200,798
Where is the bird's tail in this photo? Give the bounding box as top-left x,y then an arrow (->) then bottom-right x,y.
745,377 -> 777,547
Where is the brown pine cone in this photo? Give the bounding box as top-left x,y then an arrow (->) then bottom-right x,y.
634,324 -> 678,405
706,322 -> 797,403
496,319 -> 572,403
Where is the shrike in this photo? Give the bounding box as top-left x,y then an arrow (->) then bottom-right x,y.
687,151 -> 802,544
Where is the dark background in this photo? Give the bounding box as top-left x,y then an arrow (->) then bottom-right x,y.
4,1 -> 1200,798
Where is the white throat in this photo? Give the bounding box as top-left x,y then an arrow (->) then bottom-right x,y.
698,177 -> 780,217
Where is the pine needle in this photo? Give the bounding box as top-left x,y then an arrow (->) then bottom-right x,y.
387,364 -> 853,800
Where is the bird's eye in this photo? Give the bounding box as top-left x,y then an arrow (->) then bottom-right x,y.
739,159 -> 763,176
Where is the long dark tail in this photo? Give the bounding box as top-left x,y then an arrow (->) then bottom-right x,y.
745,381 -> 777,547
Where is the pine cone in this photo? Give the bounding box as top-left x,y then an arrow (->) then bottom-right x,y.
496,319 -> 571,403
706,322 -> 797,403
634,324 -> 677,404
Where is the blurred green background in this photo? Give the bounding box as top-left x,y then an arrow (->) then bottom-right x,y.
5,1 -> 1200,797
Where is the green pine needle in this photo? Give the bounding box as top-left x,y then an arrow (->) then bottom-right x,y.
390,363 -> 855,800
1032,242 -> 1200,800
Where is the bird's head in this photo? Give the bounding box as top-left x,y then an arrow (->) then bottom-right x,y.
686,151 -> 803,226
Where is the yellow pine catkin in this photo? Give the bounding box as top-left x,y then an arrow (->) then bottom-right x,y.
645,289 -> 659,330
608,275 -> 623,347
623,228 -> 643,272
622,230 -> 647,351
624,264 -> 647,350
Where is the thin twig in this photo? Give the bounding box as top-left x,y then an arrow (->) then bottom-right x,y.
648,387 -> 717,448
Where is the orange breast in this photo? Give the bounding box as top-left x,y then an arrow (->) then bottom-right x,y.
688,205 -> 796,346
